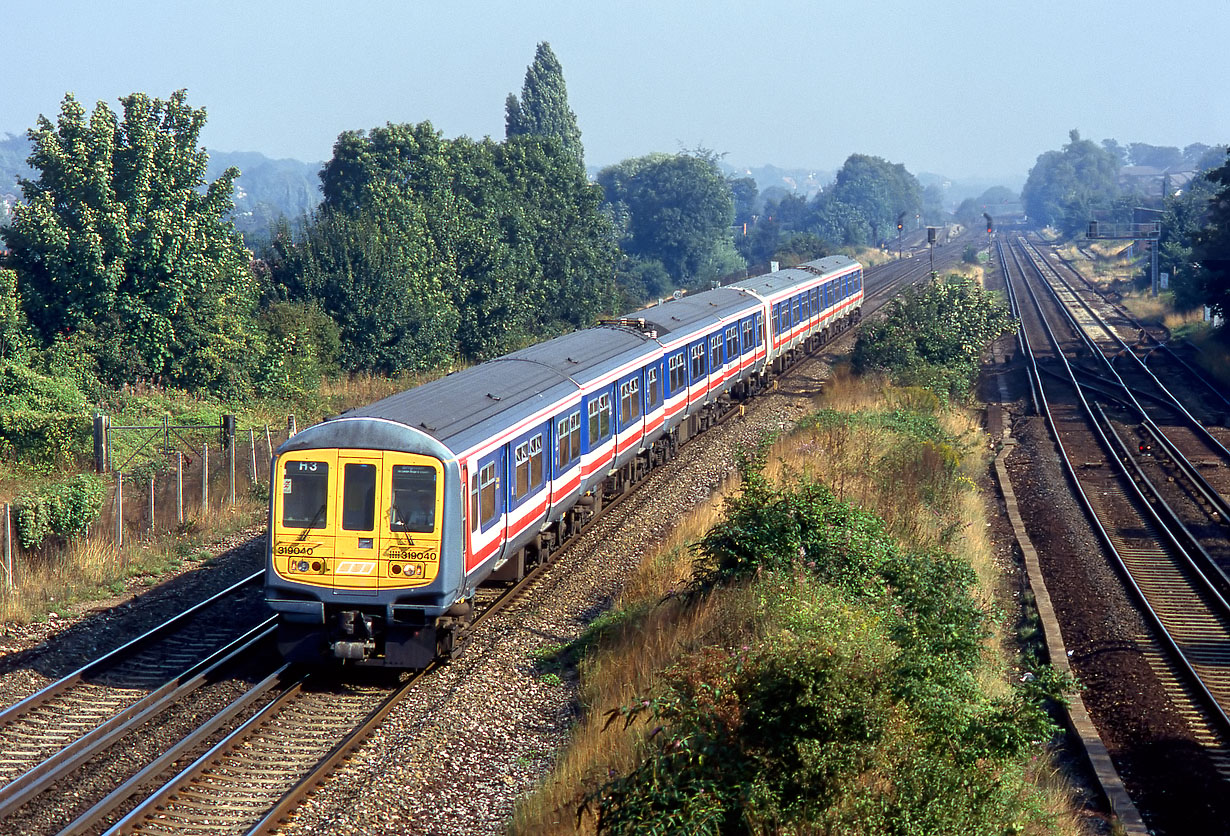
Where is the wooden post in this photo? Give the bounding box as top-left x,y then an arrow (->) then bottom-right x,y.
176,452 -> 184,524
148,474 -> 155,534
3,503 -> 12,591
202,444 -> 209,513
228,435 -> 236,506
265,424 -> 273,469
249,428 -> 258,487
115,471 -> 123,547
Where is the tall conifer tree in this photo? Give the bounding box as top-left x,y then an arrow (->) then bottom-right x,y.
505,42 -> 584,166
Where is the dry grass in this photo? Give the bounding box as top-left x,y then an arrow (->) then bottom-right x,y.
513,371 -> 1087,836
0,483 -> 267,624
1119,289 -> 1170,324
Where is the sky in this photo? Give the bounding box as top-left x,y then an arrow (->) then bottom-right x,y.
4,0 -> 1227,185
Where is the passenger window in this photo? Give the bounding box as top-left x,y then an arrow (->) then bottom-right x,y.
647,367 -> 660,407
341,463 -> 376,532
282,461 -> 329,529
479,462 -> 497,523
390,464 -> 436,533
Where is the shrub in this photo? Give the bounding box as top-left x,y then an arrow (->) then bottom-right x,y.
0,360 -> 91,467
12,474 -> 108,549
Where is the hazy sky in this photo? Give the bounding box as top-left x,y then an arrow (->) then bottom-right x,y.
4,0 -> 1226,184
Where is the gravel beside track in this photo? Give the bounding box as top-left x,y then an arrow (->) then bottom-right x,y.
279,360 -> 830,836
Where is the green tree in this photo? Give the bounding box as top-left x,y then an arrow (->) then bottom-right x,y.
598,152 -> 741,287
0,268 -> 30,361
1,91 -> 258,393
811,154 -> 923,246
1021,130 -> 1120,235
278,120 -> 616,366
1194,149 -> 1230,323
505,42 -> 584,166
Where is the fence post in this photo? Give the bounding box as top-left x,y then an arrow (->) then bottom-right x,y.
249,428 -> 258,487
148,474 -> 155,534
287,415 -> 297,437
177,452 -> 184,524
228,436 -> 236,506
202,444 -> 209,513
4,503 -> 12,591
115,471 -> 123,548
93,415 -> 109,473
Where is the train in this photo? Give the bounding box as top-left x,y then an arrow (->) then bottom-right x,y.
264,255 -> 864,667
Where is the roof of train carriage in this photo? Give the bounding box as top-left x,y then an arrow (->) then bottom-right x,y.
339,326 -> 658,455
731,255 -> 859,300
629,286 -> 762,344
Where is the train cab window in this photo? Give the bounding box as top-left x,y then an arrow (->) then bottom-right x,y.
690,343 -> 707,380
341,463 -> 376,531
619,377 -> 641,423
514,434 -> 544,499
390,464 -> 436,533
725,326 -> 739,360
646,366 -> 661,408
709,335 -> 722,371
668,353 -> 686,394
557,411 -> 581,470
588,393 -> 612,443
281,461 -> 329,529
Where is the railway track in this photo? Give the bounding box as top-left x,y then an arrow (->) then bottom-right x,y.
1000,235 -> 1230,790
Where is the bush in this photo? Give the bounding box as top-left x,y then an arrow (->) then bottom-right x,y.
12,474 -> 108,549
852,274 -> 1016,401
590,466 -> 1071,835
0,360 -> 91,467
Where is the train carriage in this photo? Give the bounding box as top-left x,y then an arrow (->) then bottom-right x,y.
265,254 -> 863,667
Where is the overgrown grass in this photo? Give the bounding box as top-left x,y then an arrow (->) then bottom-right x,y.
511,373 -> 1086,836
0,488 -> 267,623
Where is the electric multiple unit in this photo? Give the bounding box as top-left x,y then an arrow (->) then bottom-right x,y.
265,255 -> 864,667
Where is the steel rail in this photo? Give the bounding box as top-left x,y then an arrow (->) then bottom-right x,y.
0,618 -> 278,815
0,569 -> 263,728
1001,238 -> 1230,740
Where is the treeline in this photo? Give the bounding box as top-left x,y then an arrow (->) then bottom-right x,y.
1020,130 -> 1230,318
0,45 -> 619,410
0,38 -> 960,417
731,153 -> 935,267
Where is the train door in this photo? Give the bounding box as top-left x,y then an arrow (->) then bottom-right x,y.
332,453 -> 383,595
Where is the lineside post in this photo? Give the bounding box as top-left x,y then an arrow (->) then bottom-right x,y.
3,503 -> 12,591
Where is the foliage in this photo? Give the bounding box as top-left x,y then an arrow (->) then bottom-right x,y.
852,274 -> 1016,401
0,268 -> 31,361
814,154 -> 923,245
252,300 -> 342,396
1160,163 -> 1219,310
597,152 -> 740,289
1,91 -> 260,394
505,42 -> 585,166
271,122 -> 617,367
12,474 -> 107,548
1194,148 -> 1230,324
0,359 -> 91,467
590,463 -> 1070,835
1021,130 -> 1120,235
